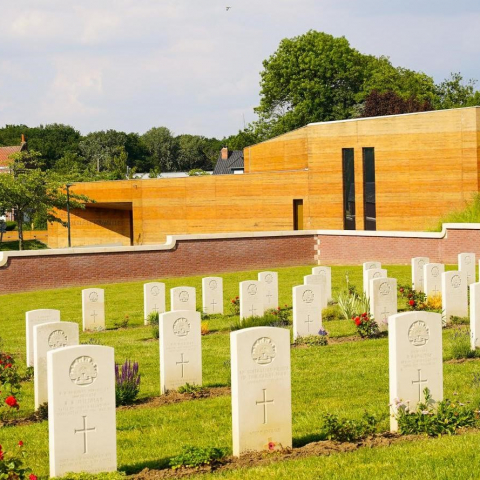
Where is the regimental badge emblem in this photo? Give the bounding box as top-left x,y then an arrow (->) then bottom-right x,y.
251,337 -> 276,365
173,317 -> 191,337
248,284 -> 258,296
209,280 -> 217,290
373,272 -> 382,278
451,275 -> 461,289
179,291 -> 190,302
379,282 -> 391,296
465,255 -> 472,265
89,292 -> 99,302
368,264 -> 376,269
431,266 -> 439,277
48,330 -> 68,349
408,320 -> 430,347
151,286 -> 160,296
265,274 -> 273,284
302,290 -> 315,303
69,356 -> 98,386
418,260 -> 425,268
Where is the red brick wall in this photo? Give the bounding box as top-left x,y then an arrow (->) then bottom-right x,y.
316,228 -> 480,265
0,235 -> 316,294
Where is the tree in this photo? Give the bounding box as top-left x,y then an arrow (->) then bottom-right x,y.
176,134 -> 209,171
362,90 -> 432,117
79,130 -> 128,172
435,72 -> 480,109
0,150 -> 89,250
141,127 -> 178,172
255,30 -> 374,137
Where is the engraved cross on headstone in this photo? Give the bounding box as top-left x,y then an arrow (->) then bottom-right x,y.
432,285 -> 440,296
412,369 -> 428,401
256,388 -> 274,424
176,353 -> 189,378
381,307 -> 389,321
152,305 -> 159,313
305,315 -> 314,332
266,291 -> 273,304
250,305 -> 257,317
74,415 -> 96,454
90,311 -> 98,323
210,299 -> 217,313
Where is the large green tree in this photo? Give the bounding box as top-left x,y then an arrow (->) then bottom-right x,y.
0,151 -> 89,250
141,127 -> 178,172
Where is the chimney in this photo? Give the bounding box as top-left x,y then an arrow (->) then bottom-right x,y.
221,147 -> 228,160
21,134 -> 26,144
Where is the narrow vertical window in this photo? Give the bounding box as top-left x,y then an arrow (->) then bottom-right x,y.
363,147 -> 376,231
293,199 -> 303,230
342,149 -> 355,230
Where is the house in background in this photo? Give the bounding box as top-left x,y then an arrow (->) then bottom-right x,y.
0,134 -> 27,175
213,147 -> 244,175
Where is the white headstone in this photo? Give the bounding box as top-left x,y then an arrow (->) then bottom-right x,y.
470,282 -> 480,350
258,271 -> 279,309
292,285 -> 322,339
312,266 -> 332,302
458,253 -> 476,286
364,268 -> 387,301
202,277 -> 224,315
144,282 -> 166,324
82,288 -> 105,331
303,275 -> 327,308
33,321 -> 79,409
25,309 -> 60,367
389,311 -> 443,432
159,310 -> 202,394
48,345 -> 116,478
442,271 -> 468,322
239,281 -> 265,320
170,286 -> 196,312
363,262 -> 382,295
411,257 -> 429,293
370,277 -> 397,331
231,327 -> 292,456
423,263 -> 445,298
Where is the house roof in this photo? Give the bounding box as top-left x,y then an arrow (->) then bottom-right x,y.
0,145 -> 23,168
213,150 -> 244,175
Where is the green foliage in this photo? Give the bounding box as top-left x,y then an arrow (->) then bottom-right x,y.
352,313 -> 380,338
141,127 -> 178,172
398,285 -> 428,311
447,328 -> 479,360
396,389 -> 479,436
147,311 -> 159,339
188,169 -> 209,176
432,193 -> 480,231
449,316 -> 470,326
115,360 -> 141,407
320,412 -> 379,442
294,331 -> 329,347
231,308 -> 291,331
0,240 -> 48,252
266,305 -> 292,324
322,305 -> 342,322
35,402 -> 49,421
177,383 -> 207,395
435,72 -> 480,109
4,221 -> 17,231
113,315 -> 130,329
0,441 -> 35,480
337,291 -> 370,321
229,296 -> 240,316
169,446 -> 228,470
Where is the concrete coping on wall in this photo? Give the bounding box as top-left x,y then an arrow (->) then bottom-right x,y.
0,223 -> 479,268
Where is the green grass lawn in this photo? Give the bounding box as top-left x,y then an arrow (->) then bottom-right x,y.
0,239 -> 48,251
0,264 -> 479,479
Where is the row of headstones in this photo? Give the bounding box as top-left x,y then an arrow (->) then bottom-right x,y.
45,310 -> 445,477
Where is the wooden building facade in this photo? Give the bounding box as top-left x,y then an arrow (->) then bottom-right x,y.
48,107 -> 480,248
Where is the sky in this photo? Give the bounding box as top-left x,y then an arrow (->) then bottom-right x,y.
0,0 -> 479,139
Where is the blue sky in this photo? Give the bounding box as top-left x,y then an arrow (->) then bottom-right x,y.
0,0 -> 479,138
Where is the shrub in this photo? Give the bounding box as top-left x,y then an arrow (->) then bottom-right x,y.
35,402 -> 49,421
426,294 -> 442,312
322,305 -> 341,322
352,312 -> 379,338
294,329 -> 329,347
147,311 -> 159,339
338,291 -> 370,321
115,360 -> 141,406
5,221 -> 17,231
396,388 -> 479,436
230,310 -> 290,331
320,412 -> 379,442
450,315 -> 469,326
0,350 -> 22,393
398,285 -> 427,311
114,315 -> 130,329
201,321 -> 210,335
229,296 -> 240,316
0,441 -> 37,479
447,328 -> 479,360
169,446 -> 228,470
432,193 -> 480,231
177,383 -> 207,395
266,305 -> 291,325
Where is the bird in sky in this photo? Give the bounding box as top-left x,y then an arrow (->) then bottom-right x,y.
226,6 -> 231,11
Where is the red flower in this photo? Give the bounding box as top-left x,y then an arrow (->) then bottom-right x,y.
409,300 -> 415,306
354,317 -> 361,326
399,288 -> 404,293
5,363 -> 12,368
231,299 -> 235,304
268,441 -> 276,451
361,312 -> 367,317
18,441 -> 24,447
5,395 -> 19,409
29,475 -> 38,480
0,451 -> 3,460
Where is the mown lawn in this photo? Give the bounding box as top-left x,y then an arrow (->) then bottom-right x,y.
0,263 -> 479,479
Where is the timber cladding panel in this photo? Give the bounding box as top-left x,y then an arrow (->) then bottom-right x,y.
47,107 -> 480,248
0,234 -> 316,294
